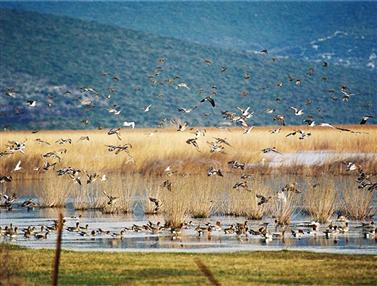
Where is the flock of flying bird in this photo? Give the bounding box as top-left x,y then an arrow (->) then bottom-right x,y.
3,50 -> 376,132
1,51 -> 377,246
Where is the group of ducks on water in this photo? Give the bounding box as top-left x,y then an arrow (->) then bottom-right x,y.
1,216 -> 376,245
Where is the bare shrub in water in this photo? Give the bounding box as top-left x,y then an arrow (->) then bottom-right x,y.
342,184 -> 375,220
304,179 -> 337,223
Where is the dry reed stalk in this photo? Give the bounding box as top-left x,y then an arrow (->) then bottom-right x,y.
342,184 -> 375,220
248,178 -> 273,219
272,191 -> 299,226
143,178 -> 162,214
36,176 -> 72,208
304,179 -> 337,223
223,189 -> 249,216
101,175 -> 140,214
160,181 -> 190,228
220,177 -> 271,218
188,179 -> 218,218
72,183 -> 106,210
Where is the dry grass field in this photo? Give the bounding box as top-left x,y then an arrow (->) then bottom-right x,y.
1,125 -> 376,178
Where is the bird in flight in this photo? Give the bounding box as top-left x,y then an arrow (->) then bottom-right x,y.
360,116 -> 374,125
13,160 -> 22,172
123,121 -> 135,129
200,96 -> 215,107
177,106 -> 197,113
144,104 -> 152,112
27,100 -> 36,107
290,107 -> 304,116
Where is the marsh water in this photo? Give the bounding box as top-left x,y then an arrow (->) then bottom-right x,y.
1,203 -> 376,254
1,151 -> 377,254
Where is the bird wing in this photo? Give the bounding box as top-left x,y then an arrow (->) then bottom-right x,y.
15,160 -> 21,169
207,97 -> 215,107
102,190 -> 110,199
319,123 -> 335,128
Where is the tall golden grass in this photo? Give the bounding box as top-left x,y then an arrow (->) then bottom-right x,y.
272,191 -> 300,226
160,184 -> 190,228
187,179 -> 218,218
223,177 -> 272,219
70,175 -> 142,212
341,183 -> 375,220
37,174 -> 73,208
304,179 -> 337,223
72,184 -> 106,210
1,126 -> 377,179
1,127 -> 376,220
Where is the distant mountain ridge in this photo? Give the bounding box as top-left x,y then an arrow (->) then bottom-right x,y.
1,1 -> 376,71
0,8 -> 376,129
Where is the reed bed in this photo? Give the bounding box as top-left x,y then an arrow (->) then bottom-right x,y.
1,126 -> 377,220
1,126 -> 377,179
72,184 -> 106,211
341,183 -> 375,220
36,175 -> 73,208
4,170 -> 375,222
304,179 -> 337,223
102,175 -> 141,214
186,178 -> 219,218
71,175 -> 141,212
223,177 -> 272,219
160,186 -> 190,228
143,178 -> 163,214
272,191 -> 300,227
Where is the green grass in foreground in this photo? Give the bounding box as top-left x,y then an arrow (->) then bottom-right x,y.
1,245 -> 377,286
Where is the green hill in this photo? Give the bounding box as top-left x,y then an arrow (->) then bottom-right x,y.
0,9 -> 376,129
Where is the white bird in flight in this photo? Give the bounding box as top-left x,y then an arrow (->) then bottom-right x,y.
290,107 -> 304,116
123,121 -> 135,129
14,160 -> 22,171
144,104 -> 152,112
176,83 -> 190,89
27,100 -> 36,107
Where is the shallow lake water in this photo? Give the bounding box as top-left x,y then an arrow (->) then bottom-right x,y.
1,207 -> 376,254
